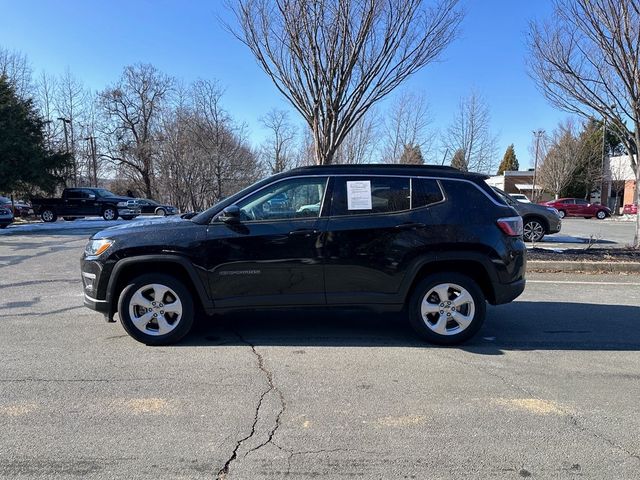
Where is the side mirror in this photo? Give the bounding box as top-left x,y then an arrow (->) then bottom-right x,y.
88,194 -> 96,200
219,205 -> 241,223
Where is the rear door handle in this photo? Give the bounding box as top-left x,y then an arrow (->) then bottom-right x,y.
289,228 -> 319,237
394,222 -> 426,230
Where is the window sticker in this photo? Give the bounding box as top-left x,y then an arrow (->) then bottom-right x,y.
346,180 -> 372,210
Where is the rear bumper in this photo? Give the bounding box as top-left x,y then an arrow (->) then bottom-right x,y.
492,278 -> 526,305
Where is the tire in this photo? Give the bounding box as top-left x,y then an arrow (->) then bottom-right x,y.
117,273 -> 195,346
596,210 -> 607,220
523,217 -> 546,242
41,209 -> 57,222
102,206 -> 118,221
155,208 -> 166,216
408,273 -> 486,346
557,210 -> 566,219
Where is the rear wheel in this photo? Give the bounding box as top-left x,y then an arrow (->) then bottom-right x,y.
408,273 -> 486,345
41,209 -> 57,222
102,207 -> 118,221
155,208 -> 167,216
557,210 -> 566,219
117,273 -> 195,345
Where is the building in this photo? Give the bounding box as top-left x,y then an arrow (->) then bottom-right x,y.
604,155 -> 637,212
485,170 -> 551,202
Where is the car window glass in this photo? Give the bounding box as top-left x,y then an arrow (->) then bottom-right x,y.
331,177 -> 410,216
67,189 -> 84,199
412,178 -> 444,208
575,199 -> 588,205
236,177 -> 327,221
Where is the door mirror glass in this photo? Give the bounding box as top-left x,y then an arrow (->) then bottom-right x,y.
219,205 -> 241,223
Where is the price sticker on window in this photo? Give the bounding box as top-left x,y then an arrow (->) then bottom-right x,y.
346,180 -> 372,210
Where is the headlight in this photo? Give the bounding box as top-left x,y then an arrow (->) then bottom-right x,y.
85,239 -> 114,257
117,201 -> 128,207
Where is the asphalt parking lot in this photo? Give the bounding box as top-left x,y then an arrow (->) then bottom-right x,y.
1,233 -> 640,479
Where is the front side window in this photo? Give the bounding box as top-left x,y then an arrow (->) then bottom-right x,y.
331,177 -> 410,216
236,177 -> 327,221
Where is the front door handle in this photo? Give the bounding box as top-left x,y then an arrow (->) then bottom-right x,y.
289,228 -> 319,237
394,222 -> 426,230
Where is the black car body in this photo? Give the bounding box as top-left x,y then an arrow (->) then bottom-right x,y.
82,165 -> 526,346
0,205 -> 13,228
32,188 -> 141,222
135,198 -> 178,216
493,188 -> 561,242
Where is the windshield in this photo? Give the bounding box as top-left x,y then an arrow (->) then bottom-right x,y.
491,187 -> 517,207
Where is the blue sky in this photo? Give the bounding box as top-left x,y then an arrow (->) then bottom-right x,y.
0,0 -> 570,168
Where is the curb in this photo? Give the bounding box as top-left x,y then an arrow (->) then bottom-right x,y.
528,260 -> 640,274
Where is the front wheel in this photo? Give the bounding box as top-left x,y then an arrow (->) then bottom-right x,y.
155,208 -> 166,216
408,273 -> 486,345
596,210 -> 607,220
102,207 -> 118,221
117,273 -> 195,345
41,209 -> 57,222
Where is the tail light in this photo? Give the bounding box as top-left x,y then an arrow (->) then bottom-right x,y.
497,216 -> 523,236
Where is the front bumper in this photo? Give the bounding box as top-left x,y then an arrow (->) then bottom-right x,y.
548,217 -> 562,234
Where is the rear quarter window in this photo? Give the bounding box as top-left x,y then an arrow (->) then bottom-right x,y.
412,178 -> 444,208
439,179 -> 500,221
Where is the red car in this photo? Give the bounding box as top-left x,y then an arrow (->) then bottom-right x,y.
542,198 -> 611,219
623,204 -> 638,215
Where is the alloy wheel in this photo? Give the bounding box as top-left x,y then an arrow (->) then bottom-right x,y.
128,283 -> 183,336
523,220 -> 544,242
42,210 -> 54,222
420,283 -> 476,336
103,208 -> 116,220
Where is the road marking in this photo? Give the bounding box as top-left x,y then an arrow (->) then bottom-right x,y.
375,415 -> 426,427
0,403 -> 37,416
528,280 -> 640,286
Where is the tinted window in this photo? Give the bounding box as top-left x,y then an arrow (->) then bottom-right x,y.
575,199 -> 589,205
66,189 -> 89,199
331,177 -> 410,216
412,178 -> 444,208
236,177 -> 327,221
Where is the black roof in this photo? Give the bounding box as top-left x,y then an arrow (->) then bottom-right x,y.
288,164 -> 488,179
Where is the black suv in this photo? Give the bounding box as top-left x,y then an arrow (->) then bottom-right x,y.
81,165 -> 526,346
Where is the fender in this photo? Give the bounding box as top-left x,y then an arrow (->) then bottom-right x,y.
398,250 -> 500,303
105,255 -> 215,315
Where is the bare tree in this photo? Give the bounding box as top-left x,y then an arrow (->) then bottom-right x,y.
98,64 -> 174,198
230,0 -> 463,165
35,72 -> 60,148
528,0 -> 640,246
443,92 -> 498,173
260,109 -> 297,173
538,122 -> 580,199
333,110 -> 379,164
0,47 -> 32,99
381,91 -> 434,163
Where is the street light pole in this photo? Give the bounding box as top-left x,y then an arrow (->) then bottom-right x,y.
57,117 -> 74,186
532,129 -> 545,202
84,136 -> 98,187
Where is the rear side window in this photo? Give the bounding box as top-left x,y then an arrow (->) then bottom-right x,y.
412,178 -> 444,208
331,177 -> 410,216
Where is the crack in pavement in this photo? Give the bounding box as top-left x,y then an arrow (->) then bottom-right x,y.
216,330 -> 286,479
442,352 -> 640,463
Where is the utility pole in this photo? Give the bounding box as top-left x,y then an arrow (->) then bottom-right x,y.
85,136 -> 98,187
532,129 -> 545,203
57,117 -> 74,186
601,117 -> 608,207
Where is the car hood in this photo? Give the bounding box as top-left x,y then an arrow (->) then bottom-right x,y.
92,216 -> 193,240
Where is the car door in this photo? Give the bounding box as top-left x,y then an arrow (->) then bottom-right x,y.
62,189 -> 84,215
574,199 -> 590,216
323,175 -> 443,305
205,176 -> 329,308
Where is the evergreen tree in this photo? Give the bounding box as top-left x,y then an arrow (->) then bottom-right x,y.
399,144 -> 424,165
497,144 -> 519,175
0,76 -> 69,195
451,148 -> 467,171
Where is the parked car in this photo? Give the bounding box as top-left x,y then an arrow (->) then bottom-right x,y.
510,194 -> 531,203
0,205 -> 13,229
136,198 -> 178,216
0,196 -> 32,217
542,198 -> 611,219
492,188 -> 561,242
623,204 -> 638,215
32,188 -> 141,222
82,164 -> 526,346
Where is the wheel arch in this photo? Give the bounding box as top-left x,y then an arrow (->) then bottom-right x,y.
106,256 -> 213,316
403,257 -> 497,305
